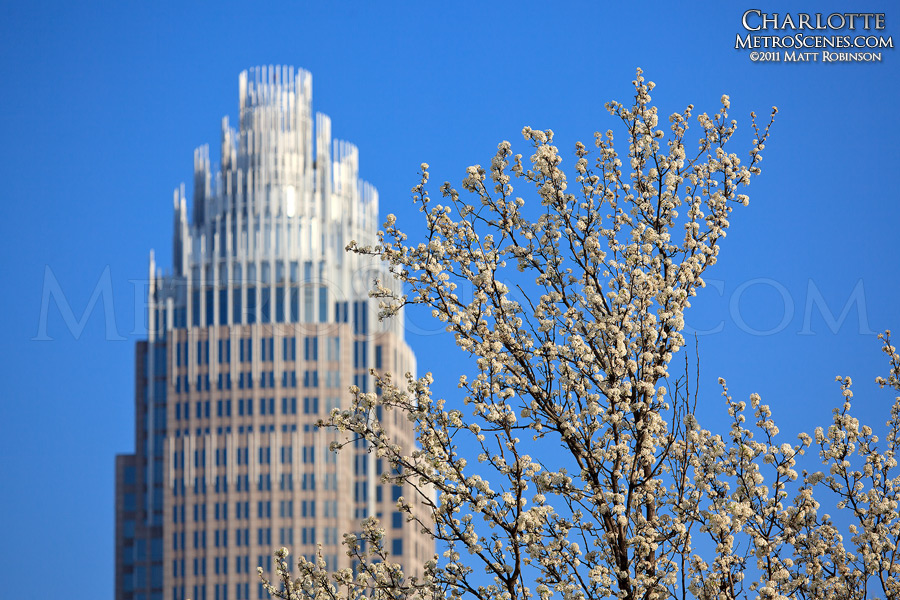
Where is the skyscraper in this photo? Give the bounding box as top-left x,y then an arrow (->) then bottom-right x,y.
115,65 -> 431,600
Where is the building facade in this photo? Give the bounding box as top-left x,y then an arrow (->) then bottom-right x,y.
115,66 -> 431,600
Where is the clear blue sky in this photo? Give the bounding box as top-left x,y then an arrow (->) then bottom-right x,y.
0,1 -> 897,598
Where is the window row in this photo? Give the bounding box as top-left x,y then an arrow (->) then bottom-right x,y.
172,471 -> 343,496
172,577 -> 331,600
170,422 -> 309,443
173,337 -> 346,367
173,443 -> 322,471
189,285 -> 336,326
173,396 -> 326,421
170,526 -> 344,555
173,369 -> 337,394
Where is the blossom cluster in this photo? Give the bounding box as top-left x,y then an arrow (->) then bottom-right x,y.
252,70 -> 899,600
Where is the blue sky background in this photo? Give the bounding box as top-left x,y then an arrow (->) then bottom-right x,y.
0,1 -> 897,598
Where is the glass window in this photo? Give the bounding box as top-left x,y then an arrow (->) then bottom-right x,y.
219,289 -> 228,325
246,287 -> 256,324
123,466 -> 136,485
233,288 -> 242,324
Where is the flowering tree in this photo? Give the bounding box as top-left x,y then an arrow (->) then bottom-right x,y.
258,70 -> 900,600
